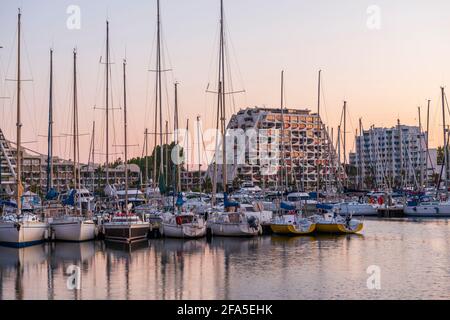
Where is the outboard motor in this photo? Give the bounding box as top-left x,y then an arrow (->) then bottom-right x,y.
247,216 -> 259,230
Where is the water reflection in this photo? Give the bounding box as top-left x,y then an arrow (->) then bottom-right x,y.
1,220 -> 450,299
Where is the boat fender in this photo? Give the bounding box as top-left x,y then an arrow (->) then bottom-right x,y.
435,207 -> 439,214
413,207 -> 417,212
14,223 -> 21,231
176,216 -> 182,225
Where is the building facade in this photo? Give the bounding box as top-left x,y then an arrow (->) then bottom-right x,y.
208,107 -> 344,191
1,128 -> 140,196
350,124 -> 428,189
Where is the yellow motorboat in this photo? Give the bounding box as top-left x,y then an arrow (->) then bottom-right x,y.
311,213 -> 363,234
270,215 -> 316,235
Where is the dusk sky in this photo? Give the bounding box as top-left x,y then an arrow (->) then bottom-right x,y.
2,0 -> 450,164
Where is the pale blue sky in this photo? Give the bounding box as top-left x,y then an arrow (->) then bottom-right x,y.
1,0 -> 450,162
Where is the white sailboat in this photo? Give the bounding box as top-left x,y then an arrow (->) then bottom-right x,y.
0,10 -> 48,247
162,212 -> 207,238
208,211 -> 261,237
49,49 -> 96,242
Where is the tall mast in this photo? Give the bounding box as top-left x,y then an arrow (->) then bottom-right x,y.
157,0 -> 164,190
105,20 -> 110,184
144,128 -> 149,186
337,125 -> 341,181
343,101 -> 347,187
343,101 -> 347,167
16,8 -> 22,213
90,121 -> 95,192
174,83 -> 181,193
72,48 -> 79,192
280,70 -> 287,192
426,100 -> 430,188
197,115 -> 202,193
219,0 -> 227,193
316,70 -> 321,198
47,48 -> 54,193
123,59 -> 129,212
358,118 -> 364,189
165,120 -> 169,189
418,106 -> 424,189
441,87 -> 448,195
151,0 -> 165,190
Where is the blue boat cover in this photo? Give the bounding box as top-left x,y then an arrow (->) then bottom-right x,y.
176,193 -> 185,207
316,203 -> 334,210
0,200 -> 17,208
63,189 -> 76,206
280,201 -> 296,211
224,193 -> 239,208
45,188 -> 59,200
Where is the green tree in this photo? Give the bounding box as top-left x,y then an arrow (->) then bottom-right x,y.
128,142 -> 184,192
437,146 -> 444,165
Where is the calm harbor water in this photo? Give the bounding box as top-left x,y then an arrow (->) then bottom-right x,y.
1,219 -> 450,300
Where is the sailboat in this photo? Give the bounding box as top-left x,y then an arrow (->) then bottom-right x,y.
50,48 -> 96,242
269,71 -> 316,236
103,57 -> 150,243
310,211 -> 363,234
204,0 -> 262,238
0,9 -> 48,247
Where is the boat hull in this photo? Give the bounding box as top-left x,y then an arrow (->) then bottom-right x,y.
103,223 -> 149,243
270,223 -> 316,235
0,222 -> 48,248
162,223 -> 206,239
51,221 -> 96,242
404,204 -> 450,217
315,222 -> 363,234
209,222 -> 260,237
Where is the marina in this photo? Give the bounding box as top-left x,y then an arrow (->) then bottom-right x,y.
2,0 -> 450,302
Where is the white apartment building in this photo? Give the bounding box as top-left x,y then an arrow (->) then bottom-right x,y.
208,107 -> 344,191
351,124 -> 428,189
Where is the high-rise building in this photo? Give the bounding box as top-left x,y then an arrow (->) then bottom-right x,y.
350,123 -> 428,189
207,107 -> 344,191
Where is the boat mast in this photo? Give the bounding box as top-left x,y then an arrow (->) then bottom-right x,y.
337,125 -> 341,187
123,59 -> 129,213
441,87 -> 448,196
219,0 -> 227,193
174,83 -> 181,193
165,120 -> 169,188
72,49 -> 77,191
90,121 -> 95,192
47,48 -> 54,193
358,118 -> 364,189
426,100 -> 430,188
144,128 -> 149,187
105,20 -> 110,185
72,48 -> 80,214
316,70 -> 321,199
343,101 -> 347,187
197,115 -> 202,193
16,8 -> 22,213
418,106 -> 424,190
157,0 -> 164,191
280,70 -> 287,193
